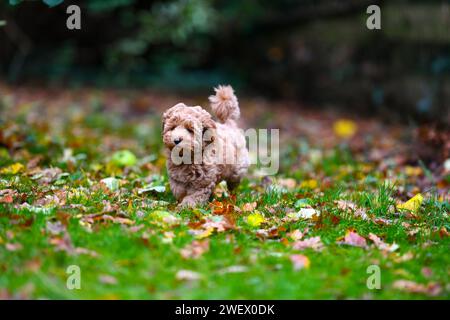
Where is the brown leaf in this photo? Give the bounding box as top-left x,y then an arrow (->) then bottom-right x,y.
46,220 -> 66,235
99,275 -> 118,285
5,242 -> 23,251
242,202 -> 257,212
392,280 -> 442,296
289,254 -> 310,270
288,228 -> 309,241
0,189 -> 17,204
336,200 -> 369,220
292,236 -> 324,252
368,233 -> 399,252
339,230 -> 367,248
180,239 -> 210,259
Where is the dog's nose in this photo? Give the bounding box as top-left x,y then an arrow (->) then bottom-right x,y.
174,137 -> 182,145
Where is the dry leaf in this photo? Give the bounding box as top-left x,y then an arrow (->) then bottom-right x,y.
176,270 -> 201,281
299,179 -> 318,189
289,207 -> 320,220
242,202 -> 257,212
288,229 -> 306,241
290,254 -> 310,270
340,230 -> 367,248
368,233 -> 399,252
333,119 -> 357,138
397,193 -> 423,213
180,239 -> 210,259
292,236 -> 324,252
392,280 -> 442,296
5,242 -> 23,251
277,178 -> 296,190
0,163 -> 25,174
218,265 -> 248,274
99,275 -> 118,285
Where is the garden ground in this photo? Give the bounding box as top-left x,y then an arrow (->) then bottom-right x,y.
0,84 -> 448,299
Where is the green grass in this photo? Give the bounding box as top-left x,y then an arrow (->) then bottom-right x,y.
0,93 -> 449,299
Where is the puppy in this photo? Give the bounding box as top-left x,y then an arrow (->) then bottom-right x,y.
162,85 -> 249,207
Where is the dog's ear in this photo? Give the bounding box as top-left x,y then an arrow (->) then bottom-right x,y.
201,115 -> 216,145
202,116 -> 216,130
162,111 -> 169,134
162,103 -> 184,133
197,107 -> 216,131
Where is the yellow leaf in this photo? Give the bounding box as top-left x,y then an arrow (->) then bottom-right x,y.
195,227 -> 214,239
300,179 -> 318,189
397,193 -> 423,213
148,210 -> 180,225
247,211 -> 265,227
405,166 -> 422,177
0,163 -> 25,174
333,119 -> 357,138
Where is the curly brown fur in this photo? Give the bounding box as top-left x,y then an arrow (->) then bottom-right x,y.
162,85 -> 249,207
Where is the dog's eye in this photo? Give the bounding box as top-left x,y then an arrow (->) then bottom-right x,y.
187,128 -> 194,134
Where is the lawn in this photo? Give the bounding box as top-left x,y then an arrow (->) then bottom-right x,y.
0,85 -> 448,299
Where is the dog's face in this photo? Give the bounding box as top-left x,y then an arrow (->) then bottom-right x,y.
162,103 -> 216,155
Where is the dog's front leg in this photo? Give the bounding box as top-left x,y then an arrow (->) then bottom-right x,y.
179,181 -> 216,208
169,178 -> 187,202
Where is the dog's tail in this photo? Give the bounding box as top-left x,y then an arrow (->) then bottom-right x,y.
209,85 -> 240,123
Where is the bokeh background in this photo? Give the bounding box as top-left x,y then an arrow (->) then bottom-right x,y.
0,0 -> 449,124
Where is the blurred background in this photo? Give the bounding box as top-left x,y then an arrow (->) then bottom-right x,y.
0,0 -> 449,124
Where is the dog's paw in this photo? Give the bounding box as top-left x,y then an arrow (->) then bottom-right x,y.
177,197 -> 198,209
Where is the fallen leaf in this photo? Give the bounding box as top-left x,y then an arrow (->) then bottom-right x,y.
277,178 -> 296,190
0,163 -> 24,174
0,194 -> 13,204
393,251 -> 414,263
290,254 -> 310,270
31,167 -> 63,184
46,221 -> 66,235
333,119 -> 357,138
180,239 -> 209,259
288,229 -> 306,241
100,177 -> 120,191
193,227 -> 214,240
292,236 -> 324,252
294,198 -> 312,209
175,270 -> 201,281
162,231 -> 175,243
148,210 -> 180,225
421,267 -> 433,278
210,200 -> 235,215
340,230 -> 367,248
138,185 -> 165,194
99,275 -> 118,285
289,207 -> 319,220
246,211 -> 265,227
202,215 -> 235,232
299,179 -> 318,189
405,166 -> 422,177
397,193 -> 423,213
218,265 -> 249,274
368,233 -> 399,252
392,280 -> 442,296
5,242 -> 23,251
336,200 -> 369,220
242,202 -> 257,212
